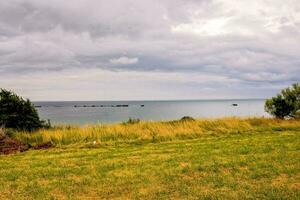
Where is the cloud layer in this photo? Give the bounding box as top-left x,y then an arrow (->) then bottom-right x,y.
0,0 -> 299,100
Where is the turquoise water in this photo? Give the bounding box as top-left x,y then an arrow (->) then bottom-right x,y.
34,99 -> 267,125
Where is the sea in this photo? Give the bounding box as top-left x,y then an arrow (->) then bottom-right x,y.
33,99 -> 268,125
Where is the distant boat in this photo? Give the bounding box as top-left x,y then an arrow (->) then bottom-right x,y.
141,105 -> 145,107
232,104 -> 238,106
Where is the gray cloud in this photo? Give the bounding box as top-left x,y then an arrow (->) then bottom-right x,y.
0,0 -> 299,100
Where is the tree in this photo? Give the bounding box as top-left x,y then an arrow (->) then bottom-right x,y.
0,89 -> 45,131
265,83 -> 300,119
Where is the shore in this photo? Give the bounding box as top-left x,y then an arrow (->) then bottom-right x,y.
1,117 -> 299,199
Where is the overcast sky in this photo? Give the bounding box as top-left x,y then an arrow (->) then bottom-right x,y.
1,0 -> 299,101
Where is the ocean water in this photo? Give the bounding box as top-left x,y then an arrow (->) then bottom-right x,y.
34,99 -> 267,125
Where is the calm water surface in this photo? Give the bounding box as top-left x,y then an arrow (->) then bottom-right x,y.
34,99 -> 267,125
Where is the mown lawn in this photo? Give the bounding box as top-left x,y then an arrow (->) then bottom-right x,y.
0,127 -> 299,199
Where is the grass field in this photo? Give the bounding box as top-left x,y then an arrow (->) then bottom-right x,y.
0,118 -> 300,199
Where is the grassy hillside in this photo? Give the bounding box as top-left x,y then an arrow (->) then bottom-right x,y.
0,118 -> 299,199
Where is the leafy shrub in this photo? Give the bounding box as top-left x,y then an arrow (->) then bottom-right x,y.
265,83 -> 300,119
0,89 -> 47,131
180,116 -> 196,122
123,118 -> 140,125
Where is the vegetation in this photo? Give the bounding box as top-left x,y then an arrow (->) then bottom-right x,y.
265,83 -> 300,119
122,117 -> 141,125
0,127 -> 29,154
0,89 -> 47,131
180,116 -> 196,121
0,117 -> 299,199
14,117 -> 300,146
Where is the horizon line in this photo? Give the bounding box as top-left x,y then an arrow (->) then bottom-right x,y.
33,98 -> 266,102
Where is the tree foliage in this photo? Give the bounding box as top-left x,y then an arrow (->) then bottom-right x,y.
265,83 -> 300,119
0,89 -> 45,131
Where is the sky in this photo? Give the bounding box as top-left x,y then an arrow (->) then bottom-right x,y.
0,0 -> 299,101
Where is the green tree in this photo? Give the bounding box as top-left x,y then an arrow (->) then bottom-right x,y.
0,89 -> 45,131
265,83 -> 300,119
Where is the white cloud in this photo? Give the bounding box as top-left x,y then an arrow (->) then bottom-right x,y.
109,56 -> 139,65
171,17 -> 232,36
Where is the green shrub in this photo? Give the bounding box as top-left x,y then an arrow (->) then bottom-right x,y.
123,118 -> 140,125
0,89 -> 47,131
180,116 -> 196,122
265,83 -> 300,119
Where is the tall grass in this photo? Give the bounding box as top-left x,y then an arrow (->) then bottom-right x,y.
14,117 -> 300,146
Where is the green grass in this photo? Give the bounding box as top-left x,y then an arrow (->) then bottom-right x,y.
0,118 -> 300,199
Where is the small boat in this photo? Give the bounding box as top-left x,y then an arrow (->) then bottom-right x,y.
232,103 -> 238,106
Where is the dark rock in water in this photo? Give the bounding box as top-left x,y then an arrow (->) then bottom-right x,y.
232,104 -> 238,106
74,104 -> 129,108
116,105 -> 129,107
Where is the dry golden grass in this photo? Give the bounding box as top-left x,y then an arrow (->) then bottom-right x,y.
14,117 -> 300,146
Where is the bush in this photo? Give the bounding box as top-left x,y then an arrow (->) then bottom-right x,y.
123,118 -> 140,125
265,83 -> 300,119
180,116 -> 195,122
0,89 -> 46,131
